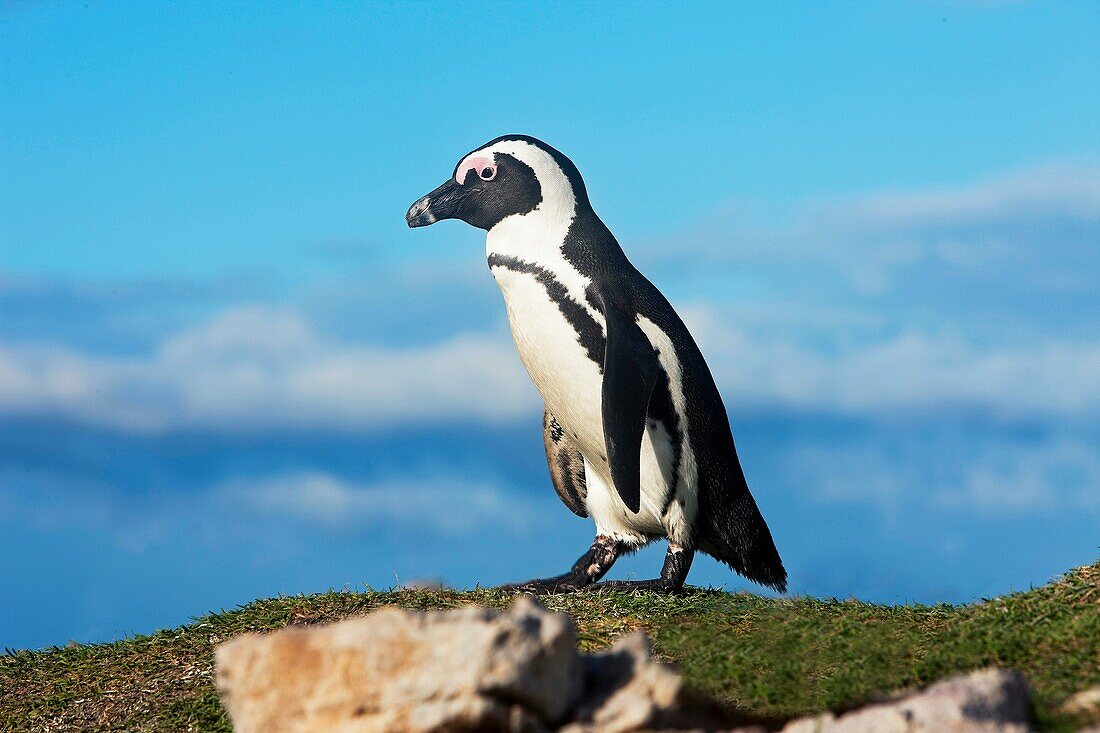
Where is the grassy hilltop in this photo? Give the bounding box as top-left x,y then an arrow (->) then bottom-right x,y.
2,561 -> 1097,732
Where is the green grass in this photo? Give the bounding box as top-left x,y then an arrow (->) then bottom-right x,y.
2,561 -> 1097,732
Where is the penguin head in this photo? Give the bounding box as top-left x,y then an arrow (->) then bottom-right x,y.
406,135 -> 589,231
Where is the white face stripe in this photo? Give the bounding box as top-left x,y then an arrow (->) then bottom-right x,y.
454,155 -> 495,185
459,140 -> 575,220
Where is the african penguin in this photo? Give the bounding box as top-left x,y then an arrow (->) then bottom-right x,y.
406,135 -> 786,594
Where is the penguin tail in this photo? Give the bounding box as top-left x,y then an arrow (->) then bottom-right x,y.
698,486 -> 787,593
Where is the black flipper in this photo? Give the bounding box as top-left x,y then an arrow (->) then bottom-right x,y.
591,284 -> 660,513
543,410 -> 588,518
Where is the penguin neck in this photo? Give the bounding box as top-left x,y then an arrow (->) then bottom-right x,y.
485,192 -> 620,272
485,186 -> 578,264
486,192 -> 621,319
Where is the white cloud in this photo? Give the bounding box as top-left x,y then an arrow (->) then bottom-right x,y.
647,160 -> 1100,296
786,443 -> 907,513
817,163 -> 1100,231
0,465 -> 539,554
3,296 -> 1100,432
685,305 -> 1100,421
213,471 -> 538,534
0,305 -> 537,433
649,162 -> 1100,422
936,440 -> 1100,513
812,164 -> 1100,294
787,437 -> 1100,516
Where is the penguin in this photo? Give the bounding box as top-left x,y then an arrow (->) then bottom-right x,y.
406,135 -> 786,594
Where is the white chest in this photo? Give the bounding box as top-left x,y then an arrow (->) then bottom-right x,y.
486,216 -> 607,444
491,263 -> 605,457
484,220 -> 691,544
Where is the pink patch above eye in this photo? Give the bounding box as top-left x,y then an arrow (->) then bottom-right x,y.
455,156 -> 495,184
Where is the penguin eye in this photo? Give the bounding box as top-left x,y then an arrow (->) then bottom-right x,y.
479,166 -> 496,181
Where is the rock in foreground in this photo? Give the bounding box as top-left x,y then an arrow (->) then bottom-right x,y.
779,668 -> 1032,733
215,596 -> 1038,733
216,596 -> 583,732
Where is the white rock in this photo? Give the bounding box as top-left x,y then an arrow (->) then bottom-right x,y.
563,632 -> 749,733
778,669 -> 1033,733
216,596 -> 578,733
1060,686 -> 1100,722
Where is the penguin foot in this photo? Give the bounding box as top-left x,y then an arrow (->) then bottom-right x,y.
497,575 -> 589,595
586,543 -> 696,595
586,578 -> 686,595
498,535 -> 625,595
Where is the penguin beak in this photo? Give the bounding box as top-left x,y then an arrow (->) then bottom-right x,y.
406,179 -> 469,228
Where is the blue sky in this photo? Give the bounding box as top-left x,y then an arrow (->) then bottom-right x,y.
2,1 -> 1099,650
